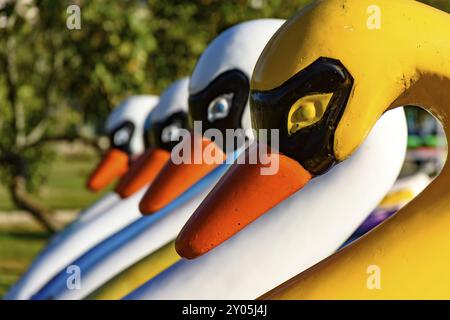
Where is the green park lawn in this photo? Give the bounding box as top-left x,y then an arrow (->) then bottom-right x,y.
0,148 -> 112,298
0,150 -> 110,211
0,228 -> 49,298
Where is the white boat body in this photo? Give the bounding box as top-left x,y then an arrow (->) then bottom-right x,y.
56,179 -> 221,299
74,192 -> 121,225
7,95 -> 161,300
126,108 -> 408,300
5,187 -> 148,300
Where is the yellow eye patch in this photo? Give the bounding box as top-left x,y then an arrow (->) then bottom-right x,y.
287,93 -> 333,135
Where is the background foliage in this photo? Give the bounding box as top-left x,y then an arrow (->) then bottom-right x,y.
0,0 -> 448,230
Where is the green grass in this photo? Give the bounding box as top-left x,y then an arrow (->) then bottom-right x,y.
0,147 -> 113,298
0,150 -> 112,211
0,228 -> 50,298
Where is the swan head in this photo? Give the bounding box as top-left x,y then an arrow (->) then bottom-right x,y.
86,95 -> 159,192
175,0 -> 450,258
115,78 -> 190,198
139,19 -> 286,214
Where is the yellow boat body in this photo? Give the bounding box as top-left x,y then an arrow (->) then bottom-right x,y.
252,0 -> 450,299
87,241 -> 179,300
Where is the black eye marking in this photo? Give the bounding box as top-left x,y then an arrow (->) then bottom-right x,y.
251,57 -> 354,175
145,111 -> 188,151
109,121 -> 135,154
207,93 -> 234,123
188,69 -> 250,151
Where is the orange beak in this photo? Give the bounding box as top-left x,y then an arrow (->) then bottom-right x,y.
87,149 -> 130,192
175,143 -> 312,259
114,148 -> 171,199
139,134 -> 226,215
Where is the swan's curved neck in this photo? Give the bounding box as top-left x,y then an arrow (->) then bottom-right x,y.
388,11 -> 450,211
263,71 -> 450,297
262,8 -> 450,299
390,71 -> 450,210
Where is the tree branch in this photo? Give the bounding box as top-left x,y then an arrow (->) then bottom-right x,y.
9,175 -> 60,233
7,38 -> 26,149
25,28 -> 58,148
25,118 -> 50,146
0,49 -> 19,145
26,132 -> 107,155
1,154 -> 60,234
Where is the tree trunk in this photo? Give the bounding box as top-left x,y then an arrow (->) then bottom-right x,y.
9,175 -> 60,234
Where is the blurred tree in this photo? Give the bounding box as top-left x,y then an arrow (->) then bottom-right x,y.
0,0 -> 313,232
422,0 -> 450,12
0,0 -> 162,232
144,0 -> 313,91
0,0 -> 448,232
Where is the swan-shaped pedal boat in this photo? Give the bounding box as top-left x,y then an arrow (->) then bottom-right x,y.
89,19 -> 290,300
124,16 -> 409,299
180,0 -> 450,299
6,95 -> 158,300
34,19 -> 287,300
126,109 -> 407,300
75,94 -> 161,224
29,77 -> 222,299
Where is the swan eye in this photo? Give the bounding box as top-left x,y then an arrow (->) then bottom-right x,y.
207,93 -> 234,123
161,122 -> 183,144
287,93 -> 334,135
113,127 -> 132,146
